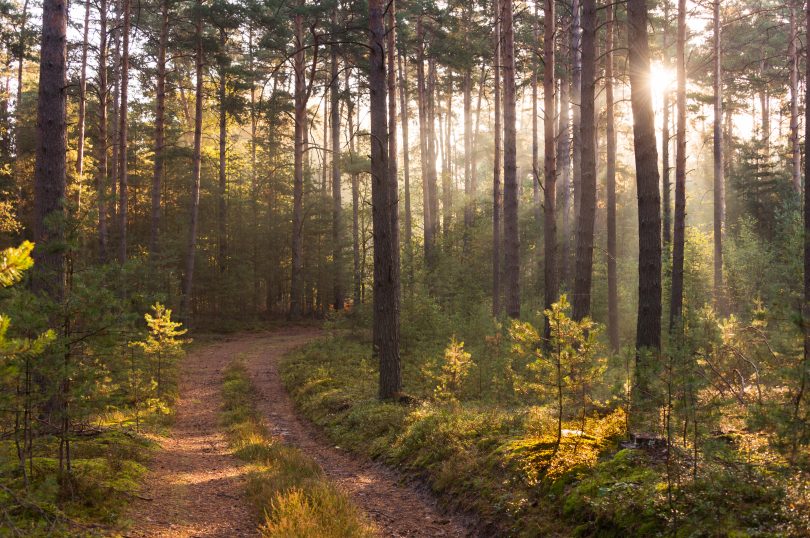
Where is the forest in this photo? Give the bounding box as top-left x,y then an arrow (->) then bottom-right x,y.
0,0 -> 809,535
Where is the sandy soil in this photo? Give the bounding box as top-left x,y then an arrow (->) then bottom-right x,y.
126,327 -> 473,538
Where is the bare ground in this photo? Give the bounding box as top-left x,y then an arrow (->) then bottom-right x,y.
125,327 -> 474,538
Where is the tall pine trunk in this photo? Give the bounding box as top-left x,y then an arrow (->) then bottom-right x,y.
369,0 -> 401,400
605,2 -> 619,350
670,0 -> 687,330
501,0 -> 519,319
398,50 -> 414,289
416,17 -> 435,265
789,1 -> 800,194
180,0 -> 204,320
289,8 -> 306,318
570,0 -> 582,239
117,0 -> 130,264
543,0 -> 558,335
712,0 -> 725,314
217,28 -> 228,274
76,0 -> 91,208
628,0 -> 662,355
386,0 -> 401,304
572,0 -> 596,321
331,15 -> 343,311
531,1 -> 541,279
492,0 -> 502,316
150,0 -> 168,256
95,0 -> 109,261
32,0 -> 68,299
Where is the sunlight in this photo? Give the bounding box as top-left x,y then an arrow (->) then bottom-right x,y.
649,61 -> 676,102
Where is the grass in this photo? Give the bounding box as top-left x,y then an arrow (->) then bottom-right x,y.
0,417 -> 158,537
281,333 -> 804,538
220,359 -> 376,538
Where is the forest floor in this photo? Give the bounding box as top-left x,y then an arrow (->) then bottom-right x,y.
123,327 -> 471,537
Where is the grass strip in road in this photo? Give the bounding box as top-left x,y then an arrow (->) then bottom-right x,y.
221,359 -> 376,538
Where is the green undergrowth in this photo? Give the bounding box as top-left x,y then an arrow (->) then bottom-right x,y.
220,359 -> 375,538
281,334 -> 801,537
0,417 -> 159,537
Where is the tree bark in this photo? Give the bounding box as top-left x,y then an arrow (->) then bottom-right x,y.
543,0 -> 558,336
441,72 -> 452,240
670,0 -> 687,330
712,0 -> 725,314
117,0 -> 130,264
369,0 -> 401,400
217,27 -> 228,274
557,28 -> 571,288
572,0 -> 596,321
661,1 -> 671,246
416,17 -> 436,265
501,0 -> 519,319
32,0 -> 68,299
150,0 -> 168,257
346,68 -> 361,306
790,1 -> 801,195
75,0 -> 91,209
532,0 -> 541,279
570,0 -> 582,237
628,0 -> 662,354
332,13 -> 343,311
398,49 -> 414,289
386,0 -> 400,305
605,1 -> 619,351
180,0 -> 204,320
492,0 -> 502,316
289,7 -> 306,318
95,0 -> 109,262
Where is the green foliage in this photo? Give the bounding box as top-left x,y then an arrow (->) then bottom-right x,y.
424,337 -> 473,401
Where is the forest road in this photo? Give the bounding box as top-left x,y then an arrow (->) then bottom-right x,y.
125,327 -> 474,537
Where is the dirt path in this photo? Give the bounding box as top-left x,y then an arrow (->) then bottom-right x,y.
125,337 -> 258,538
127,328 -> 473,537
242,327 -> 473,538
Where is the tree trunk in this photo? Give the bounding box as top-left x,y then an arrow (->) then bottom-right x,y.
712,0 -> 725,314
95,0 -> 109,262
180,0 -> 204,320
346,68 -> 361,306
531,1 -> 542,239
492,0 -> 502,316
416,17 -> 436,265
543,0 -> 558,335
441,72 -> 452,241
150,0 -> 168,257
217,28 -> 228,274
502,0 -> 519,319
32,0 -> 68,299
398,50 -> 414,289
628,0 -> 662,355
464,63 -> 473,247
75,0 -> 91,209
790,1 -> 800,195
290,8 -> 306,318
572,0 -> 596,321
117,0 -> 130,264
332,14 -> 343,311
386,0 -> 401,305
557,32 -> 571,288
670,0 -> 687,330
570,0 -> 582,236
605,1 -> 619,351
661,2 -> 671,246
369,0 -> 401,400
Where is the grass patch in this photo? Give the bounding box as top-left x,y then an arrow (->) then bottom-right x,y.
221,359 -> 376,538
0,421 -> 157,537
281,334 -> 802,537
